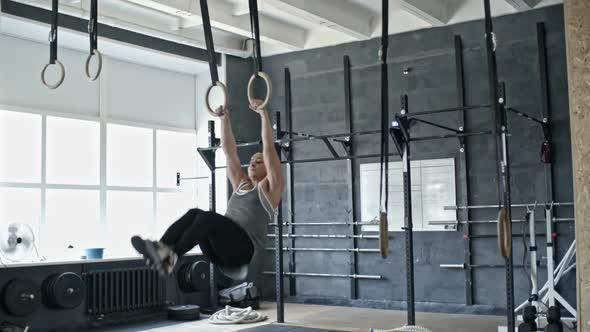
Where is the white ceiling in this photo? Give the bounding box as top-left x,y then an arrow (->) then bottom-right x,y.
5,0 -> 563,61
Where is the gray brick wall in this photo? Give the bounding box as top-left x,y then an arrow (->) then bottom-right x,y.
226,4 -> 574,313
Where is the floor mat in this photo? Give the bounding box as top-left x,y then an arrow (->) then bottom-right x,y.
238,324 -> 344,332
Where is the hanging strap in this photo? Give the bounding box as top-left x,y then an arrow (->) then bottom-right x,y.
249,0 -> 263,74
50,0 -> 58,65
200,0 -> 228,117
201,0 -> 219,84
379,0 -> 389,214
89,0 -> 98,54
41,0 -> 65,89
246,0 -> 272,110
85,0 -> 102,81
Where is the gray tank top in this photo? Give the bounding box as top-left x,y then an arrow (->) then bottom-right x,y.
224,181 -> 274,255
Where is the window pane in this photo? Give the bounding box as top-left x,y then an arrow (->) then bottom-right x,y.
107,124 -> 153,187
0,187 -> 41,227
216,169 -> 227,214
0,111 -> 41,182
156,130 -> 197,187
155,185 -> 196,238
42,189 -> 100,261
47,117 -> 100,185
106,191 -> 153,258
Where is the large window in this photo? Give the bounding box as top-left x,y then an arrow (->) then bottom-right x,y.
0,109 -> 202,262
360,158 -> 457,232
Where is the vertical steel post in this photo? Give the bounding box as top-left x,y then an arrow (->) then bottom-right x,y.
401,95 -> 415,325
207,120 -> 218,312
273,112 -> 285,323
344,55 -> 359,299
454,35 -> 473,306
483,1 -> 514,329
284,68 -> 297,296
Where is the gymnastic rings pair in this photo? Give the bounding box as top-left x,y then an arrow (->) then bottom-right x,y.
42,49 -> 102,90
205,72 -> 273,117
41,22 -> 102,89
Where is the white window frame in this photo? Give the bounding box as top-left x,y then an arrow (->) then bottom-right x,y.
360,158 -> 458,232
0,105 -> 202,259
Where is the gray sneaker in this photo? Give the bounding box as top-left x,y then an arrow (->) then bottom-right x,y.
131,236 -> 177,276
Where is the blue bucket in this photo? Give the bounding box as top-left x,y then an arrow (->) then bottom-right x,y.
84,248 -> 105,259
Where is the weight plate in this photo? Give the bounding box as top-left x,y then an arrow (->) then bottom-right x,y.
52,272 -> 84,309
188,261 -> 209,292
167,304 -> 200,321
177,263 -> 192,292
178,260 -> 210,292
2,278 -> 41,316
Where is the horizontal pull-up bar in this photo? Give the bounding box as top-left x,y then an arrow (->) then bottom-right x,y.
401,104 -> 491,118
506,107 -> 546,125
274,125 -> 348,142
176,172 -> 208,186
410,118 -> 461,133
409,130 -> 491,142
208,152 -> 399,170
197,129 -> 381,152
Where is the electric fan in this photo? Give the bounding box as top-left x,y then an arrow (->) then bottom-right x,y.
0,222 -> 36,263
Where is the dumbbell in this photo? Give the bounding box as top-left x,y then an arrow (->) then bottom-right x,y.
518,305 -> 537,332
544,306 -> 563,332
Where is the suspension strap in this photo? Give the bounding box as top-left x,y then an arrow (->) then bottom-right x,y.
85,0 -> 102,81
41,0 -> 65,89
201,0 -> 219,84
246,0 -> 272,110
89,0 -> 98,54
200,0 -> 228,116
50,0 -> 58,65
249,0 -> 263,74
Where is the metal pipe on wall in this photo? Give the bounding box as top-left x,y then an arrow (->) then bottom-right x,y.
263,272 -> 382,279
444,202 -> 573,210
430,218 -> 574,225
267,234 -> 379,239
265,247 -> 380,253
269,222 -> 376,226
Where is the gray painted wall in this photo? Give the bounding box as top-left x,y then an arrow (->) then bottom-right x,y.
226,5 -> 574,314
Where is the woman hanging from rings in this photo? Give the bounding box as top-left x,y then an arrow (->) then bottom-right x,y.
131,0 -> 280,280
131,96 -> 282,279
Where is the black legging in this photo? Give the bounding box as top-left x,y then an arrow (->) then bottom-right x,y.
160,208 -> 254,268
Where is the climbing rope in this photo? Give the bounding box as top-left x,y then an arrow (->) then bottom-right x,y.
208,306 -> 268,324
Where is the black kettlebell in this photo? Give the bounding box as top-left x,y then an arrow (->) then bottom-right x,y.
518,305 -> 537,332
544,306 -> 563,332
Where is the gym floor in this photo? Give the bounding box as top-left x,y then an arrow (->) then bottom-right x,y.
106,302 -> 505,332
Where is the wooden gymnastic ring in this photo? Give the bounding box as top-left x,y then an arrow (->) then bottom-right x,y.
497,207 -> 511,258
205,81 -> 228,117
247,71 -> 273,110
379,211 -> 388,258
85,49 -> 102,81
41,59 -> 65,90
